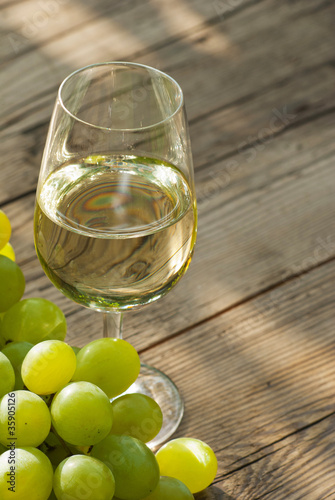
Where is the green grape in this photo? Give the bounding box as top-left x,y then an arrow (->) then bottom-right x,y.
1,298 -> 66,344
91,434 -> 159,500
0,447 -> 53,500
22,340 -> 76,395
0,256 -> 25,313
0,351 -> 15,398
0,210 -> 11,251
54,455 -> 115,500
48,491 -> 57,500
72,338 -> 140,398
0,324 -> 5,349
1,341 -> 33,390
155,438 -> 218,494
142,476 -> 194,499
111,394 -> 163,443
0,242 -> 15,261
51,381 -> 113,446
0,390 -> 51,447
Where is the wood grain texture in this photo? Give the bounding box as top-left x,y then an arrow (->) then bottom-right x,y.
140,260 -> 335,498
1,1 -> 335,497
191,64 -> 335,169
4,110 -> 335,351
0,0 -> 233,60
0,0 -> 334,203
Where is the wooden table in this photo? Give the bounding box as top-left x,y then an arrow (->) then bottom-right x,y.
1,0 -> 335,497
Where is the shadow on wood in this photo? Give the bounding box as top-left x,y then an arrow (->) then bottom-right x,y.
195,485 -> 234,499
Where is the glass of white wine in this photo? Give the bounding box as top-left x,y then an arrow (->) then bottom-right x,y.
34,62 -> 197,447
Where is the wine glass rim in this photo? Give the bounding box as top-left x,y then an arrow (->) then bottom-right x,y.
58,61 -> 184,132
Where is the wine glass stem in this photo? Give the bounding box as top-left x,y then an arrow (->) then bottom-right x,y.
103,312 -> 124,339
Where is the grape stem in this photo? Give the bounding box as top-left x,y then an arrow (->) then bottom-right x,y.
50,424 -> 73,457
46,393 -> 55,408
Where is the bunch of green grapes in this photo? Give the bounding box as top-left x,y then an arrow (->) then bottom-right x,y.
0,210 -> 15,262
0,211 -> 25,319
0,211 -> 218,499
0,211 -> 67,350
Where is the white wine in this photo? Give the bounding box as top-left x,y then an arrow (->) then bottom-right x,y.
34,155 -> 197,311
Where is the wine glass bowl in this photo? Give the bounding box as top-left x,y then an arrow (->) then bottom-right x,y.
34,154 -> 196,312
34,62 -> 197,446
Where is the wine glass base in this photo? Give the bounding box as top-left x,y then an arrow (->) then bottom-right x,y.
123,363 -> 184,449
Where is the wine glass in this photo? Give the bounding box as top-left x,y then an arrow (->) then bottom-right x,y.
34,62 -> 197,447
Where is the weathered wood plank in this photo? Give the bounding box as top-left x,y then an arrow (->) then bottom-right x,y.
190,64 -> 335,169
139,259 -> 335,498
4,111 -> 335,350
1,2 -> 334,498
4,0 -> 266,60
1,0 -> 332,127
140,0 -> 334,117
0,0 -> 333,204
1,61 -> 334,206
198,414 -> 335,499
0,0 -> 232,61
0,0 -> 28,8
